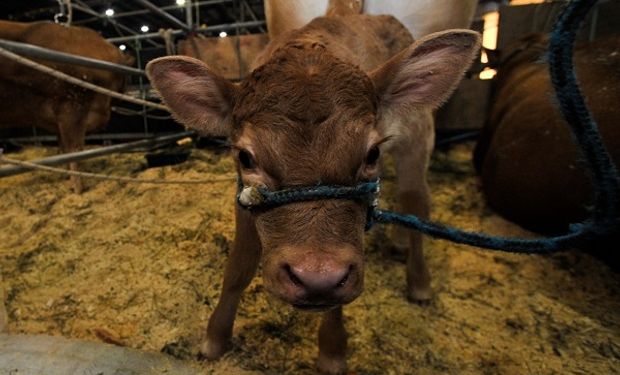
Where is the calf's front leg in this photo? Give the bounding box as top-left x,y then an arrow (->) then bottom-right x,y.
201,206 -> 261,359
317,306 -> 347,375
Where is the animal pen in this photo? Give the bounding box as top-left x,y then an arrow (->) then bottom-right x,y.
0,1 -> 619,374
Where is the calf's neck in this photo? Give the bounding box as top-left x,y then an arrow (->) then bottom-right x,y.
147,7 -> 479,374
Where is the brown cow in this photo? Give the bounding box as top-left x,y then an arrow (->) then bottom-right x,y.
147,1 -> 480,373
474,33 -> 620,235
0,20 -> 133,192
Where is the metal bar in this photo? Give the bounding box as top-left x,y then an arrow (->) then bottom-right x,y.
135,0 -> 191,32
0,131 -> 194,178
241,0 -> 265,33
0,39 -> 145,76
106,20 -> 266,43
186,0 -> 194,30
72,2 -> 161,48
91,0 -> 232,21
1,133 -> 166,143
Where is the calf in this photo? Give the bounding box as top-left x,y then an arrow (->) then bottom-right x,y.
0,20 -> 133,193
147,2 -> 479,373
474,33 -> 620,234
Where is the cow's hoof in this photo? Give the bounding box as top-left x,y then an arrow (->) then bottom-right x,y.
317,355 -> 347,375
407,286 -> 432,305
199,338 -> 231,361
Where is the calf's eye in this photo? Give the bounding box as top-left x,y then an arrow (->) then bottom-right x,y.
238,150 -> 256,169
365,146 -> 380,166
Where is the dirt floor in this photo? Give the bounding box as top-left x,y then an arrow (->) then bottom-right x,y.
0,141 -> 618,375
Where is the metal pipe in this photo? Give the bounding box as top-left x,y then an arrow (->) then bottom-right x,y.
186,0 -> 194,30
106,20 -> 266,43
72,1 -> 161,48
135,0 -> 191,32
0,39 -> 145,76
241,0 -> 265,33
74,0 -> 232,23
0,131 -> 194,178
1,133 -> 169,143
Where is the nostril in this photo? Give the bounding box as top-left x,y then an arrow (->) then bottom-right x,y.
284,264 -> 304,287
336,265 -> 354,288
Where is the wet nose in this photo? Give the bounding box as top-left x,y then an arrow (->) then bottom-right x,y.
283,262 -> 353,296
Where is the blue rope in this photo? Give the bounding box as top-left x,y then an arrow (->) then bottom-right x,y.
548,0 -> 620,234
237,0 -> 618,254
250,181 -> 379,210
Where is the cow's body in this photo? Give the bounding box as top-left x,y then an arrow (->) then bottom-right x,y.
147,1 -> 479,373
474,34 -> 620,234
0,20 -> 132,192
265,0 -> 478,40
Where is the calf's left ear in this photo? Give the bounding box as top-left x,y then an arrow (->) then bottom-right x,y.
146,56 -> 237,137
370,29 -> 481,113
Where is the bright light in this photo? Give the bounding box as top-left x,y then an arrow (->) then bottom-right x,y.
141,25 -> 150,33
219,31 -> 227,38
119,44 -> 127,51
105,8 -> 114,17
176,0 -> 186,5
479,11 -> 499,80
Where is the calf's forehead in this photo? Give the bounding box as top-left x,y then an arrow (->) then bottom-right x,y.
232,47 -> 377,127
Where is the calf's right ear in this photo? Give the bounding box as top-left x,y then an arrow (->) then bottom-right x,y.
146,56 -> 237,137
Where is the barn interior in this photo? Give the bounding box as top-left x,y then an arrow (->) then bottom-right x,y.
0,0 -> 619,374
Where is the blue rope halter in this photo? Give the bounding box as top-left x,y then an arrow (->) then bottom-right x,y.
237,0 -> 618,255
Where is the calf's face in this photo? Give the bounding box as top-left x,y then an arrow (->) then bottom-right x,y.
147,30 -> 480,310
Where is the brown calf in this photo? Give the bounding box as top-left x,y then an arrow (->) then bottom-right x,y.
0,20 -> 133,193
147,4 -> 479,373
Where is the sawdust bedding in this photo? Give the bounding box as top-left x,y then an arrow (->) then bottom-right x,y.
0,142 -> 618,374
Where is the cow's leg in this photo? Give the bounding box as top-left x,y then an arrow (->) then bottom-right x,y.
390,117 -> 434,303
201,207 -> 261,359
0,283 -> 7,333
317,306 -> 347,375
57,107 -> 87,194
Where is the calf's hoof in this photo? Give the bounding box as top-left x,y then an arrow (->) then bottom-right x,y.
407,285 -> 432,305
199,337 -> 231,360
317,354 -> 347,375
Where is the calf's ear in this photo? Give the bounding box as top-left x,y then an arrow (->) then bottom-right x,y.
146,56 -> 237,137
370,29 -> 481,113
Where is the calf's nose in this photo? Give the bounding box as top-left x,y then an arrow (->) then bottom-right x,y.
284,262 -> 353,295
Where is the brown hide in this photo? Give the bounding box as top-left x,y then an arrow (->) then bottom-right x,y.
474,34 -> 620,234
0,21 -> 131,154
177,34 -> 269,80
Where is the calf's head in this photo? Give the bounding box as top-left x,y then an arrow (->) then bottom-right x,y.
147,30 -> 480,310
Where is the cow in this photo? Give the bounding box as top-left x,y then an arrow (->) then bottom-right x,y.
264,0 -> 478,40
0,20 -> 134,193
473,33 -> 620,235
147,1 -> 480,373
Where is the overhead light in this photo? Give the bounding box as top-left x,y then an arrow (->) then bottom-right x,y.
141,25 -> 150,33
105,8 -> 114,17
176,0 -> 186,5
119,44 -> 127,51
219,31 -> 227,38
